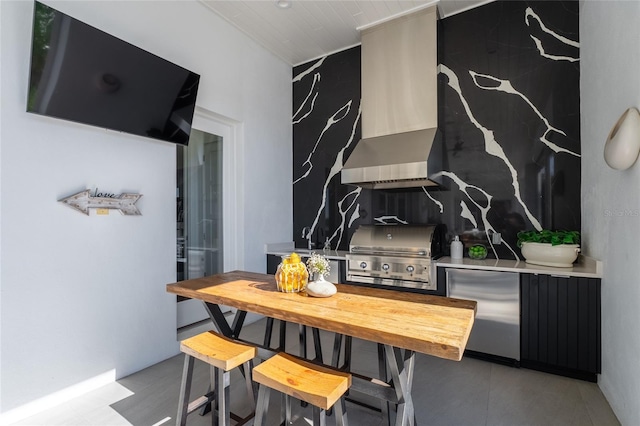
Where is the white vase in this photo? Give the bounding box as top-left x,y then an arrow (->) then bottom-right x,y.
306,275 -> 337,298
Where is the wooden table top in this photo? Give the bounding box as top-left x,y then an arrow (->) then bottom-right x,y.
167,271 -> 476,361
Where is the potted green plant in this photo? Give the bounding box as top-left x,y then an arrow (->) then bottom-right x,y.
517,230 -> 581,268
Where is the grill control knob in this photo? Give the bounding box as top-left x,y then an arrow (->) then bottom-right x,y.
359,261 -> 367,269
382,263 -> 390,271
406,265 -> 415,273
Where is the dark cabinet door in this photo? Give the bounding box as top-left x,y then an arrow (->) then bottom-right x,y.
266,254 -> 281,275
521,273 -> 601,381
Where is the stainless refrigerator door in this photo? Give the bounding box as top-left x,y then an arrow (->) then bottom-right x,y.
446,268 -> 520,360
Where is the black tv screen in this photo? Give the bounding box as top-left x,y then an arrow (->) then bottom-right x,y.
27,1 -> 200,145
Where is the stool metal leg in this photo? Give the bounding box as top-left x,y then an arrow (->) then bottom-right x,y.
177,355 -> 195,426
254,385 -> 271,426
243,360 -> 256,409
285,394 -> 292,424
311,406 -> 326,426
209,365 -> 217,426
334,397 -> 349,426
214,367 -> 231,426
279,393 -> 292,426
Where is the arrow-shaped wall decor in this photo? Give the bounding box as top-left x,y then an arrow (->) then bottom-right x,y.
59,189 -> 142,216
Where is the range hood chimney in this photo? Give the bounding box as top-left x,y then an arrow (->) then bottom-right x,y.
342,6 -> 442,190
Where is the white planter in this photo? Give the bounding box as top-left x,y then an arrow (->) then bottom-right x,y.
520,242 -> 580,268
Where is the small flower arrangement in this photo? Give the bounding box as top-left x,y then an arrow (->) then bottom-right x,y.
306,253 -> 330,279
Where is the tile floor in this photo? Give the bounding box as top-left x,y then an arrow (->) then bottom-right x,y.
12,318 -> 620,426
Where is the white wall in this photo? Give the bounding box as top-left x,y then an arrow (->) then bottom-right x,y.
0,0 -> 292,420
580,1 -> 640,424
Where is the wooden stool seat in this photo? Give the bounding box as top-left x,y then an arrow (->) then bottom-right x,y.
181,331 -> 256,371
252,353 -> 351,426
176,331 -> 257,426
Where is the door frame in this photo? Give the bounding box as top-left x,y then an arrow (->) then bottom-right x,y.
190,106 -> 244,272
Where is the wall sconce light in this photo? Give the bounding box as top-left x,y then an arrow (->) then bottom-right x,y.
604,107 -> 640,170
275,0 -> 291,9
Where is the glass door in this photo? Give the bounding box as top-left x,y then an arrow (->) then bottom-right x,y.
177,129 -> 223,280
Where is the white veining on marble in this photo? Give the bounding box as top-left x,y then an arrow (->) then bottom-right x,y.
440,64 -> 542,232
374,216 -> 409,225
348,203 -> 361,228
331,187 -> 362,249
433,171 -> 520,260
460,200 -> 478,229
469,70 -> 580,157
293,100 -> 352,185
529,36 -> 579,63
293,56 -> 326,83
293,73 -> 320,125
525,7 -> 579,62
305,103 -> 362,249
525,7 -> 580,47
422,187 -> 444,213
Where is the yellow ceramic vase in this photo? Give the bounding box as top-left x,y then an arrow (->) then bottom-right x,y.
275,253 -> 308,293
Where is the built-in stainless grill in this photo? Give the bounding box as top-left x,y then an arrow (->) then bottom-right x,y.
346,224 -> 445,292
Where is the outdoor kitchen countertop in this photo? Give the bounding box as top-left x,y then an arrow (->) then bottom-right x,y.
266,243 -> 602,279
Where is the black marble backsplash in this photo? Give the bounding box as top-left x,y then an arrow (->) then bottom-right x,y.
292,1 -> 580,260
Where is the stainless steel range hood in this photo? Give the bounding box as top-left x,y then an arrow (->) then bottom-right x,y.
342,6 -> 441,190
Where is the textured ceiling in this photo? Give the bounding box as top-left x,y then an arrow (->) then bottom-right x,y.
200,0 -> 494,65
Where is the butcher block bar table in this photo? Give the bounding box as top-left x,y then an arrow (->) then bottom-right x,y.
167,271 -> 476,426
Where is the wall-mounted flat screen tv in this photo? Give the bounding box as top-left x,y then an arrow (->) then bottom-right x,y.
27,1 -> 200,145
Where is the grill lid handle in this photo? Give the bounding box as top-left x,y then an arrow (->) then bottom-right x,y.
350,247 -> 428,256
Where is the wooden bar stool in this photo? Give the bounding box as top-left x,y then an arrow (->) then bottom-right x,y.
252,353 -> 351,426
176,331 -> 257,426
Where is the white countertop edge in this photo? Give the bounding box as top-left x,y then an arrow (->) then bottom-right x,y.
435,255 -> 602,278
